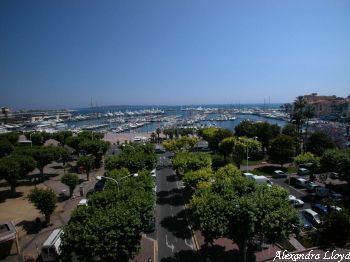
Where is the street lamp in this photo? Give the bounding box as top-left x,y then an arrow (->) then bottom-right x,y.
96,173 -> 139,191
29,132 -> 35,147
244,136 -> 258,172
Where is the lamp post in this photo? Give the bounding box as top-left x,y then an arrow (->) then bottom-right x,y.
245,136 -> 258,172
29,132 -> 35,147
96,173 -> 138,191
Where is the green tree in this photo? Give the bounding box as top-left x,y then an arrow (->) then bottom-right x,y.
290,96 -> 314,153
30,146 -> 61,179
232,137 -> 261,169
27,187 -> 57,225
199,127 -> 233,151
306,131 -> 337,156
0,132 -> 19,145
105,143 -> 157,173
25,132 -> 45,146
0,155 -> 36,195
172,152 -> 212,174
77,155 -> 95,181
77,131 -> 104,140
61,173 -> 80,197
255,122 -> 281,154
66,136 -> 84,151
320,149 -> 350,182
163,139 -> 178,152
218,137 -> 235,161
322,209 -> 350,244
61,205 -> 142,261
183,168 -> 213,189
234,120 -> 257,138
190,181 -> 299,262
214,164 -> 243,184
0,139 -> 14,157
294,152 -> 319,172
52,131 -> 73,146
282,123 -> 298,138
79,140 -> 110,167
269,135 -> 296,167
156,128 -> 161,139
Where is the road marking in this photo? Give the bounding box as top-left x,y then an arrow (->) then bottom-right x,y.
165,234 -> 175,253
185,238 -> 195,250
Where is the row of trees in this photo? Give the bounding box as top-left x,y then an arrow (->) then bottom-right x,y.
171,151 -> 299,262
61,143 -> 157,260
105,143 -> 157,173
0,145 -> 69,195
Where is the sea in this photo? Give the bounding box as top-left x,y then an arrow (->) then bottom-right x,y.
67,104 -> 286,133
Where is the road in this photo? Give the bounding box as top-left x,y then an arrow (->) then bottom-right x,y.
155,156 -> 200,261
271,176 -> 311,209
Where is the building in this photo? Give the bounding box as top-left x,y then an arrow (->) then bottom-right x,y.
304,93 -> 350,121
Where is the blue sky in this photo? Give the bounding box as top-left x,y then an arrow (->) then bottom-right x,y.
1,0 -> 349,109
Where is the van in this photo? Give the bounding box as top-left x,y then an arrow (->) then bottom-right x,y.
295,178 -> 308,188
302,209 -> 321,227
243,172 -> 254,180
41,229 -> 63,261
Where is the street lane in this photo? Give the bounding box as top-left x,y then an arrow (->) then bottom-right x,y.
156,156 -> 198,261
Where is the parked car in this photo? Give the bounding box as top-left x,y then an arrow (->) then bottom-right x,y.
315,187 -> 330,197
329,191 -> 343,202
77,198 -> 88,207
41,229 -> 63,261
151,169 -> 156,177
298,167 -> 311,176
299,212 -> 313,230
312,203 -> 329,216
306,182 -> 320,192
273,170 -> 287,178
295,178 -> 308,188
302,209 -> 321,227
290,198 -> 304,208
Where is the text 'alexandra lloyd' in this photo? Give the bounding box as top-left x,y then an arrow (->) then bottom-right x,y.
274,250 -> 350,262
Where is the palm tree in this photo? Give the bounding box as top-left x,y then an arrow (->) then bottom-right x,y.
291,96 -> 314,153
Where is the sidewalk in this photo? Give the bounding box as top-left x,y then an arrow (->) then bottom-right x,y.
193,230 -> 282,262
288,236 -> 305,251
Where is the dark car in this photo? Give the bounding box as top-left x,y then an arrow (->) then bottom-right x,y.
299,212 -> 313,230
312,203 -> 328,216
302,209 -> 322,227
94,178 -> 106,191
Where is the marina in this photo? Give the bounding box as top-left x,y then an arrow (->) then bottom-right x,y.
0,105 -> 288,134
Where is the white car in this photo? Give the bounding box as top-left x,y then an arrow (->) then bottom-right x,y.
151,169 -> 156,177
288,195 -> 304,207
273,170 -> 287,178
78,198 -> 88,206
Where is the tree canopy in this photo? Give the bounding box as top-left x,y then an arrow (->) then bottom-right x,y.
269,135 -> 296,167
105,143 -> 156,173
320,149 -> 350,181
0,155 -> 36,195
77,155 -> 95,181
190,180 -> 299,261
305,131 -> 337,156
198,127 -> 233,151
172,152 -> 212,174
61,173 -> 80,197
27,187 -> 57,224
